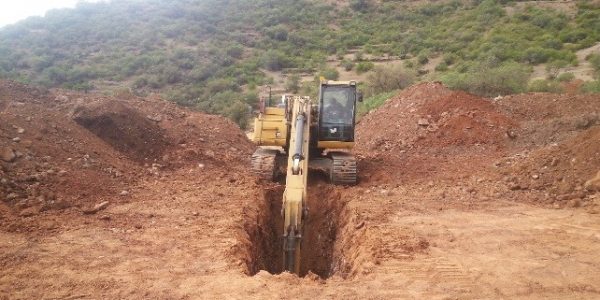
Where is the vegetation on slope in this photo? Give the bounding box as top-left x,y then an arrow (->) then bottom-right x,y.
0,0 -> 599,125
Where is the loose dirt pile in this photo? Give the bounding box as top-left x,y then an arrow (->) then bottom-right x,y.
357,82 -> 600,207
495,92 -> 600,148
500,126 -> 600,206
357,82 -> 517,156
0,80 -> 253,221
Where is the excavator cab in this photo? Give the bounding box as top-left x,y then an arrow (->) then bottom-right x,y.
318,81 -> 362,143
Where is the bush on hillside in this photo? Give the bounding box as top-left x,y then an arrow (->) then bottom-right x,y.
365,65 -> 416,96
556,72 -> 575,82
527,79 -> 564,93
356,61 -> 374,74
320,68 -> 339,80
441,61 -> 530,96
285,74 -> 301,93
581,80 -> 600,93
226,101 -> 251,129
341,60 -> 355,71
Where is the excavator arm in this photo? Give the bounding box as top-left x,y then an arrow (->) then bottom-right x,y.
282,96 -> 311,274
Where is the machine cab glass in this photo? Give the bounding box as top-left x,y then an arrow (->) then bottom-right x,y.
319,85 -> 356,142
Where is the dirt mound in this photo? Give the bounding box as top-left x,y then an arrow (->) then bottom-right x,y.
501,126 -> 600,204
0,80 -> 51,110
72,100 -> 170,162
356,82 -> 517,156
495,92 -> 600,149
0,80 -> 254,218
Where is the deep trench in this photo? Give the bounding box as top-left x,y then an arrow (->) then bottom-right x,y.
245,178 -> 346,279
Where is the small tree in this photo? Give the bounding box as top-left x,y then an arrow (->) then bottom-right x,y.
545,60 -> 568,79
350,0 -> 371,12
366,65 -> 416,96
356,61 -> 374,74
320,68 -> 339,80
285,74 -> 301,93
227,101 -> 250,129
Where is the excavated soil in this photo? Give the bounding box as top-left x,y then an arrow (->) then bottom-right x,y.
2,80 -> 600,299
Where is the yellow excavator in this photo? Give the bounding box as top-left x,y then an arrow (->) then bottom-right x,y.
251,80 -> 362,274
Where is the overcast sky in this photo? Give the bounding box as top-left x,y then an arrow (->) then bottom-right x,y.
0,0 -> 105,28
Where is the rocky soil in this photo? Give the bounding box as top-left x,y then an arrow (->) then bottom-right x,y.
1,80 -> 599,299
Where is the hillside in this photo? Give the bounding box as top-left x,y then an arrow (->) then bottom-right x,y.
0,0 -> 600,124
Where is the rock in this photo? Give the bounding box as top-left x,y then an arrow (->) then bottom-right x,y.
417,118 -> 430,127
506,130 -> 517,139
120,190 -> 129,196
12,137 -> 21,143
509,183 -> 522,191
584,171 -> 600,192
355,221 -> 366,230
40,200 -> 71,211
146,114 -> 162,122
16,128 -> 25,134
5,193 -> 19,201
531,174 -> 539,180
82,201 -> 110,215
19,207 -> 39,217
55,95 -> 69,102
99,215 -> 111,221
1,147 -> 16,162
567,199 -> 582,208
198,163 -> 205,169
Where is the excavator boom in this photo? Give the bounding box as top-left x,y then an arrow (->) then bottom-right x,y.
282,96 -> 311,274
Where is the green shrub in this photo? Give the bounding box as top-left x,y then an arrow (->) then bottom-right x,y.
556,72 -> 575,82
524,47 -> 550,64
285,74 -> 301,93
341,60 -> 354,71
226,45 -> 244,59
580,80 -> 600,93
356,61 -> 374,74
320,68 -> 339,80
443,53 -> 458,65
417,54 -> 429,65
527,79 -> 563,93
226,101 -> 250,129
545,60 -> 568,79
357,90 -> 397,117
354,51 -> 364,62
587,53 -> 600,75
441,61 -> 530,96
350,0 -> 371,12
435,62 -> 449,72
365,65 -> 416,96
261,50 -> 293,71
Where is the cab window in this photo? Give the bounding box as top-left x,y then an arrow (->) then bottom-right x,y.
322,86 -> 354,125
